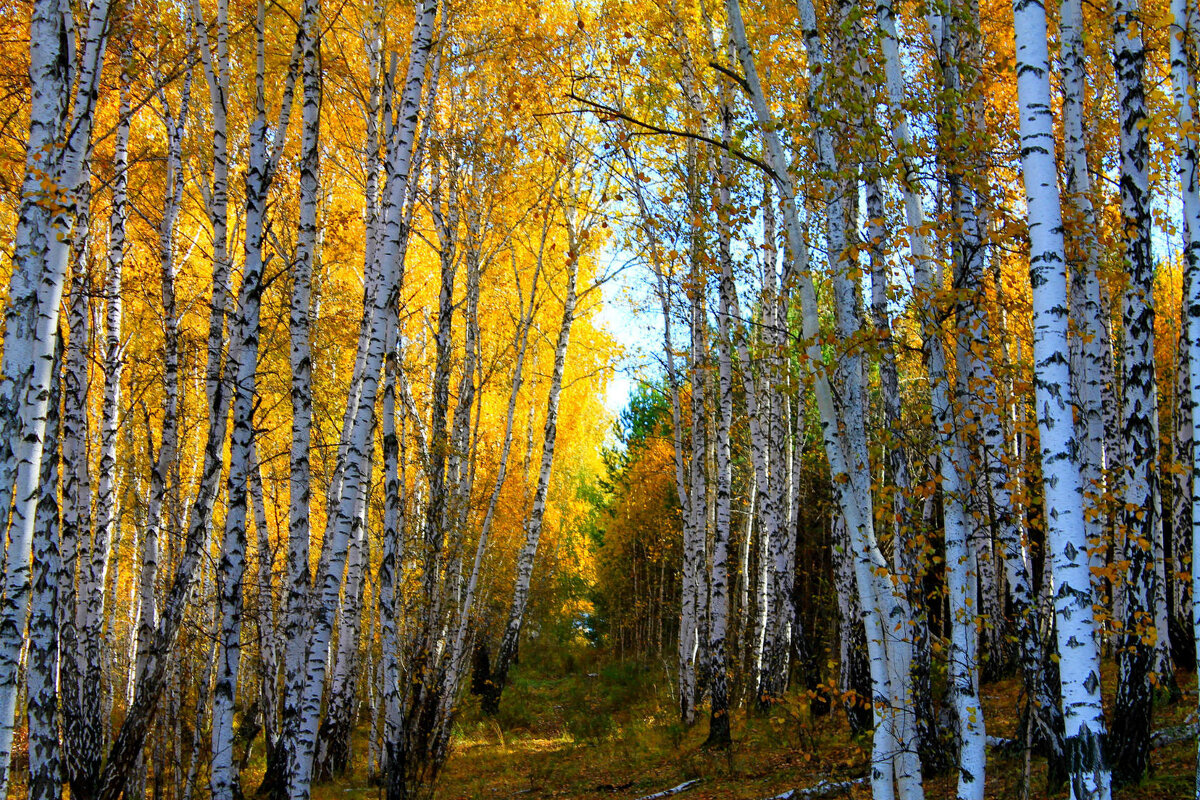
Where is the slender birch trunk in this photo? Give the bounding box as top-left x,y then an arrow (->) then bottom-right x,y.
877,2 -> 984,787
61,170 -> 96,800
865,175 -> 942,771
197,0 -> 232,423
833,513 -> 872,736
249,442 -> 280,759
1111,0 -> 1161,782
379,288 -> 405,784
1010,3 -> 1111,795
89,49 -> 131,782
487,207 -> 582,714
1167,0 -> 1200,791
0,0 -> 70,570
1060,0 -> 1110,586
727,3 -> 910,796
28,334 -> 62,800
1,0 -> 110,791
703,90 -> 734,750
681,237 -> 708,723
315,493 -> 372,781
272,1 -> 321,791
295,5 -> 438,797
211,4 -> 294,793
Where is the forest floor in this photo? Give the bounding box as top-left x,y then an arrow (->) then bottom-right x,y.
311,648 -> 1197,800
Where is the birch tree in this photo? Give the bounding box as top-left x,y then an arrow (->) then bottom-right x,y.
1111,0 -> 1161,782
1166,0 -> 1200,791
484,193 -> 584,714
210,1 -> 306,794
875,0 -> 986,787
291,2 -> 439,796
27,334 -> 62,800
725,1 -> 921,795
0,0 -> 110,791
1010,0 -> 1111,794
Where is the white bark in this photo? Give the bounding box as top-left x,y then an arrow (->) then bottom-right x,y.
61,167 -> 97,798
705,85 -> 735,747
1010,2 -> 1111,795
679,258 -> 707,725
27,335 -> 61,800
887,6 -> 984,791
727,3 -> 906,796
0,0 -> 109,791
1060,0 -> 1110,587
1167,0 -> 1200,792
194,0 -> 232,421
291,2 -> 438,795
380,302 -> 404,770
212,1 -> 301,791
250,442 -> 279,754
278,0 -> 321,785
1112,0 -> 1161,781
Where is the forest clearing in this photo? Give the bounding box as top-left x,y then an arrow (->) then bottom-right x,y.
7,0 -> 1200,795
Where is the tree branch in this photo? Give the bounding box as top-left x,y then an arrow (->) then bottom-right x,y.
708,60 -> 750,94
634,779 -> 702,800
564,92 -> 778,182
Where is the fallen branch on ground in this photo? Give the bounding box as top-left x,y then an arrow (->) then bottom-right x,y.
1150,723 -> 1198,747
987,735 -> 1023,756
761,776 -> 867,799
633,779 -> 702,800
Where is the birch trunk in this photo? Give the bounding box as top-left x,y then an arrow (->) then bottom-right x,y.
1111,0 -> 1161,782
680,252 -> 707,725
27,334 -> 62,800
703,92 -> 734,749
294,4 -> 438,796
250,442 -> 280,763
865,175 -> 941,771
1060,0 -> 1110,587
1,0 -> 110,791
61,171 -> 97,800
315,499 -> 371,781
1167,0 -> 1200,791
90,50 -> 131,783
727,3 -> 910,796
274,0 -> 321,790
833,514 -> 872,737
197,0 -> 232,422
1010,2 -> 1111,794
211,4 -> 290,792
878,2 -> 985,787
379,294 -> 404,781
487,211 -> 581,714
0,0 -> 70,572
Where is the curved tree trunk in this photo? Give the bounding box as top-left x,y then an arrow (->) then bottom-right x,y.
485,209 -> 581,716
